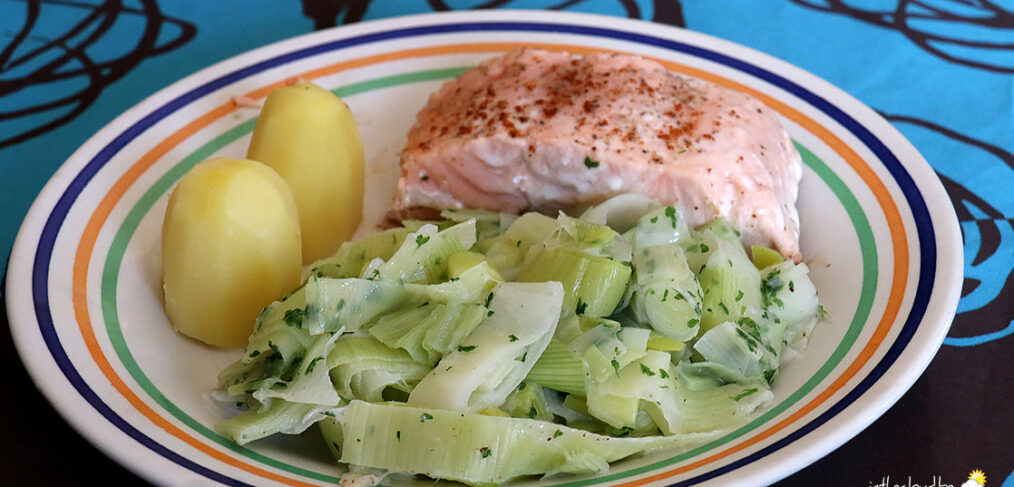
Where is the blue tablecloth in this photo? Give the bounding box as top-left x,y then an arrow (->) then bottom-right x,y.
1,1 -> 1010,485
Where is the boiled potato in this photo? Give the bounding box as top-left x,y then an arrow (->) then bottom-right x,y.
162,157 -> 302,348
247,82 -> 364,263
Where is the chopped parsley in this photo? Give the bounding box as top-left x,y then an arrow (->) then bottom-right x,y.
610,358 -> 621,375
735,290 -> 744,301
718,301 -> 730,315
248,350 -> 261,358
283,307 -> 305,328
761,269 -> 784,306
396,431 -> 401,441
737,317 -> 762,341
457,345 -> 477,352
664,206 -> 678,228
584,156 -> 600,168
817,304 -> 829,319
420,412 -> 434,422
487,310 -> 495,317
516,351 -> 528,362
687,318 -> 699,328
479,446 -> 492,458
611,426 -> 634,437
553,430 -> 563,439
735,328 -> 758,352
508,334 -> 519,342
418,301 -> 430,308
526,406 -> 537,418
733,388 -> 759,401
415,234 -> 431,246
305,356 -> 325,374
639,363 -> 656,376
575,298 -> 588,315
485,292 -> 494,307
659,368 -> 670,379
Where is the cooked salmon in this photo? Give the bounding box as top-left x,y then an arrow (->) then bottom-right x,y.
389,48 -> 803,261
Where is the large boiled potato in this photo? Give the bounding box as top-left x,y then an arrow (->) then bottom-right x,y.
247,82 -> 364,263
162,157 -> 302,348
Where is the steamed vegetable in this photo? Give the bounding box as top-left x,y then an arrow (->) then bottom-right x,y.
338,400 -> 721,486
210,195 -> 822,484
247,82 -> 364,263
162,157 -> 301,348
408,281 -> 563,411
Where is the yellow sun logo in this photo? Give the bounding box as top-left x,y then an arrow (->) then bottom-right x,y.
969,469 -> 987,485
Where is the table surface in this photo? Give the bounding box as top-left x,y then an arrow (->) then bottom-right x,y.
1,1 -> 1011,486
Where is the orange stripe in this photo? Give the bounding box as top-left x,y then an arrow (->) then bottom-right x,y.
71,42 -> 908,484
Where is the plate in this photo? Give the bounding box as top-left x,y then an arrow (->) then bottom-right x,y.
5,10 -> 962,486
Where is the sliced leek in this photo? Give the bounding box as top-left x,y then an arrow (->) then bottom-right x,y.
339,400 -> 719,486
211,196 -> 823,485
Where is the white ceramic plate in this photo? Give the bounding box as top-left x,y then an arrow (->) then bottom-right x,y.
5,11 -> 962,487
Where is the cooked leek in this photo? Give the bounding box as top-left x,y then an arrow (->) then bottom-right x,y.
339,400 -> 719,486
695,232 -> 762,331
519,247 -> 631,318
211,196 -> 823,485
309,227 -> 411,279
329,336 -> 431,402
526,339 -> 586,395
368,302 -> 487,365
378,220 -> 476,283
303,278 -> 407,335
408,282 -> 563,411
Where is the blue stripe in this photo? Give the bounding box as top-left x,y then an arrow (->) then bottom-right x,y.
30,20 -> 937,485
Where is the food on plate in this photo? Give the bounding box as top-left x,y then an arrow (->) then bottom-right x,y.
248,82 -> 365,263
214,198 -> 821,484
390,48 -> 803,261
201,48 -> 820,484
162,157 -> 301,348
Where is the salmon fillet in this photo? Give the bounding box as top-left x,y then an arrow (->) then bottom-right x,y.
389,48 -> 803,261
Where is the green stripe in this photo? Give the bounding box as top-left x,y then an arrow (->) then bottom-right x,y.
334,66 -> 470,98
101,68 -> 877,484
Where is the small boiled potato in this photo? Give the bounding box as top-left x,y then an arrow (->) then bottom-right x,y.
162,157 -> 302,348
247,82 -> 365,263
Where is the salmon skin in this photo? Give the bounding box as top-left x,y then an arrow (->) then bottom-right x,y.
389,48 -> 803,261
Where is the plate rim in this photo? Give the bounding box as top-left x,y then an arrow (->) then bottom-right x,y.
5,9 -> 963,487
